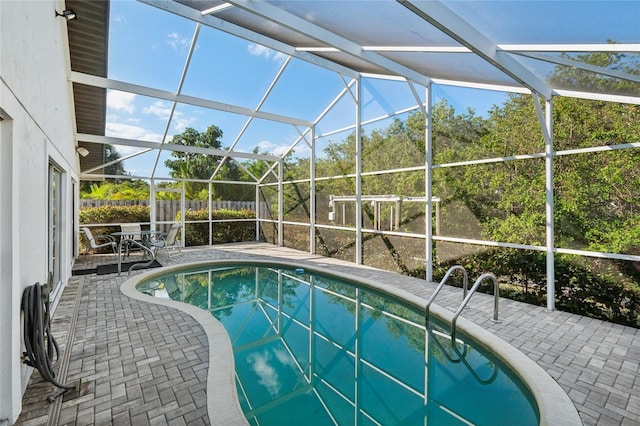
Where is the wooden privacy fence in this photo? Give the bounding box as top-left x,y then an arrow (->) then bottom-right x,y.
80,200 -> 260,222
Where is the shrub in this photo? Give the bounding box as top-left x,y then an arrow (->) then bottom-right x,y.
78,205 -> 151,253
180,208 -> 258,246
80,205 -> 259,251
433,248 -> 640,327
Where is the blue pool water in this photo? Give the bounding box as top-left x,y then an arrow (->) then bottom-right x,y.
137,264 -> 539,425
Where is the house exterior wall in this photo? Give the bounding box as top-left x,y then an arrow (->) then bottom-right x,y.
0,0 -> 79,423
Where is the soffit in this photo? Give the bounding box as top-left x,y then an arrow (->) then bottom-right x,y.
66,0 -> 109,173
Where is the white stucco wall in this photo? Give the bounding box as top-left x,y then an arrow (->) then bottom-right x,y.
0,0 -> 79,423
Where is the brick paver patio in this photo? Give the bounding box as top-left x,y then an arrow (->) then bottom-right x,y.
16,243 -> 640,425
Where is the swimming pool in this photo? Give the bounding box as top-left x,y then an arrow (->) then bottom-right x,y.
122,259 -> 581,426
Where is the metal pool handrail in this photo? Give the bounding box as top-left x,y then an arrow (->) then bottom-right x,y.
425,265 -> 468,324
452,339 -> 500,385
118,239 -> 155,276
427,319 -> 499,385
451,273 -> 500,340
427,326 -> 469,363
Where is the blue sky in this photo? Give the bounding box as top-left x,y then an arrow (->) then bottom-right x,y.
105,0 -> 508,178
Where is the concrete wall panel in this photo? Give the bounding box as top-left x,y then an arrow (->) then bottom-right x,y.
0,0 -> 79,423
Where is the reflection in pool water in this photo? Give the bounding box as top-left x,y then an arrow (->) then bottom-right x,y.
138,264 -> 538,425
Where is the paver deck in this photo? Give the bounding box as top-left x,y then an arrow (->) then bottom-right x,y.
16,243 -> 640,425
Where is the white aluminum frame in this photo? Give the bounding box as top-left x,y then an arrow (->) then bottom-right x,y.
75,0 -> 640,314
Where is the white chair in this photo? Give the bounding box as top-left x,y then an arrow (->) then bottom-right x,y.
119,223 -> 142,242
119,223 -> 143,257
80,227 -> 117,254
150,224 -> 182,260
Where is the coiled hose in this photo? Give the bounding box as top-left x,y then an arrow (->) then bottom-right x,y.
21,282 -> 74,396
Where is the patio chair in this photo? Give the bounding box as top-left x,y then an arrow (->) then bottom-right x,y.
80,227 -> 117,254
119,223 -> 142,241
150,224 -> 182,260
119,223 -> 144,257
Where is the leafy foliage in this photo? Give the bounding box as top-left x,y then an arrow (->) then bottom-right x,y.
549,47 -> 640,97
179,208 -> 257,245
164,125 -> 253,200
78,205 -> 151,253
79,145 -> 126,192
164,126 -> 225,181
80,204 -> 150,225
278,54 -> 640,326
80,180 -> 150,200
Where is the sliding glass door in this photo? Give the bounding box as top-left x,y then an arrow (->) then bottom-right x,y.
48,162 -> 63,295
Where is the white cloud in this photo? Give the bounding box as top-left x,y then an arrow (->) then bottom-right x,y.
107,91 -> 136,113
167,31 -> 190,52
273,347 -> 296,368
247,43 -> 270,57
257,140 -> 294,157
106,122 -> 163,144
143,101 -> 172,119
173,116 -> 196,132
246,351 -> 281,397
247,43 -> 287,62
110,144 -> 141,157
112,14 -> 127,24
106,112 -> 120,122
257,140 -> 275,150
142,101 -> 196,132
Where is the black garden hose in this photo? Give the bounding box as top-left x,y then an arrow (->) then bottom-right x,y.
21,282 -> 74,395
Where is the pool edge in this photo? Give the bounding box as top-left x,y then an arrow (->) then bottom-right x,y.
121,265 -> 250,426
121,258 -> 583,426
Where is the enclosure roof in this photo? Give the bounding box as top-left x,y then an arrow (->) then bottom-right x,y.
67,0 -> 640,178
148,0 -> 640,101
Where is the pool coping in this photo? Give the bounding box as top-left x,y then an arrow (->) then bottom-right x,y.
121,258 -> 583,426
121,263 -> 249,426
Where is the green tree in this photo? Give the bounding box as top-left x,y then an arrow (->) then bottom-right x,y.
104,145 -> 126,176
549,44 -> 640,96
275,51 -> 640,325
547,49 -> 640,253
422,50 -> 640,325
164,125 -> 247,200
165,126 -> 225,180
80,144 -> 127,192
243,147 -> 274,181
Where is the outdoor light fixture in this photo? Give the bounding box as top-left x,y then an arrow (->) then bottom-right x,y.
76,147 -> 89,157
55,9 -> 77,21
